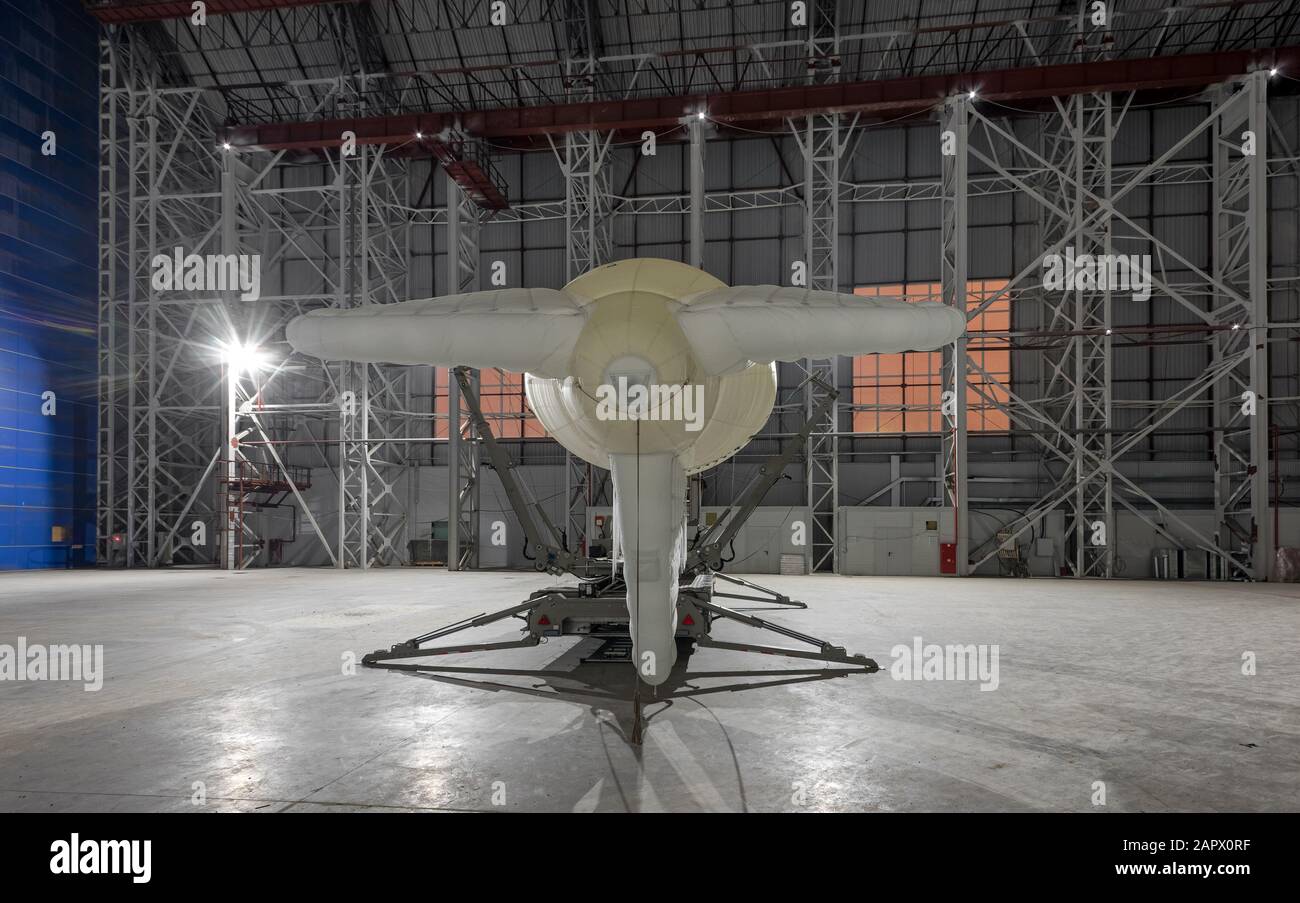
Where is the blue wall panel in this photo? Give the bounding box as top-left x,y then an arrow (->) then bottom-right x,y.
0,0 -> 98,568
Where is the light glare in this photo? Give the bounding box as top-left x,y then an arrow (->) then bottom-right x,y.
223,342 -> 264,374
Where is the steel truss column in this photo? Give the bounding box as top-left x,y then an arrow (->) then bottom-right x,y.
555,74 -> 615,558
795,0 -> 842,573
446,169 -> 481,571
333,144 -> 413,569
560,130 -> 614,281
126,76 -> 157,568
329,103 -> 412,568
362,148 -> 416,569
336,359 -> 367,568
220,154 -> 242,571
1065,90 -> 1117,578
940,95 -> 971,575
557,20 -> 612,283
97,30 -> 129,566
1214,70 -> 1273,580
1039,9 -> 1115,578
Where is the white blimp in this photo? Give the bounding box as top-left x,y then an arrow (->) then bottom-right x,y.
287,258 -> 965,685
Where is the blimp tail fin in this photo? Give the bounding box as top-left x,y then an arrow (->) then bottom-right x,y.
608,450 -> 687,687
284,288 -> 586,379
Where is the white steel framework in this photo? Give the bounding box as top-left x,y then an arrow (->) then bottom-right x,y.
793,0 -> 845,574
96,11 -> 1283,581
949,75 -> 1273,579
98,24 -> 418,571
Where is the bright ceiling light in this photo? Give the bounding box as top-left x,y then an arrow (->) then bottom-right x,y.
968,89 -> 978,100
222,341 -> 264,374
1270,67 -> 1280,77
221,142 -> 232,151
696,110 -> 706,120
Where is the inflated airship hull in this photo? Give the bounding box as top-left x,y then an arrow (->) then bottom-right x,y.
286,258 -> 966,685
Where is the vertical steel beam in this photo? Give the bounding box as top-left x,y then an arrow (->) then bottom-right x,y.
334,155 -> 349,567
689,115 -> 705,269
446,168 -> 480,570
797,0 -> 842,572
1246,71 -> 1273,580
940,95 -> 971,576
557,65 -> 614,557
1214,70 -> 1273,579
97,32 -> 126,567
447,365 -> 462,570
562,130 -> 613,280
1071,89 -> 1116,578
334,150 -> 369,569
220,155 -> 240,570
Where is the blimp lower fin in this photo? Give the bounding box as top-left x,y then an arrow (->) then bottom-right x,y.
285,288 -> 586,379
608,450 -> 687,688
677,285 -> 968,375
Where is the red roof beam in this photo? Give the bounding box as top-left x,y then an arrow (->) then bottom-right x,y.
83,0 -> 349,25
218,46 -> 1300,152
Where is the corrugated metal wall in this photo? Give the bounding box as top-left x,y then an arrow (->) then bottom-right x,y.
0,0 -> 98,568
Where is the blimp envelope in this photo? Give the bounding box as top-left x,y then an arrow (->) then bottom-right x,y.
287,259 -> 966,686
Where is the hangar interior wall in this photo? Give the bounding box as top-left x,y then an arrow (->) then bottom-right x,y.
94,62 -> 1300,575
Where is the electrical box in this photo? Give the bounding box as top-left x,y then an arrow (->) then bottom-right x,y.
940,542 -> 957,574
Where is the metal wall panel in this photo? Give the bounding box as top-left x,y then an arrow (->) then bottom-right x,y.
0,0 -> 98,568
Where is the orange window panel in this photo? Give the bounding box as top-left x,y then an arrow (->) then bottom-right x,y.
851,279 -> 1010,433
432,367 -> 545,440
433,367 -> 448,439
479,370 -> 540,439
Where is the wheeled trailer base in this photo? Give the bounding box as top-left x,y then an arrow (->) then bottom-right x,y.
361,575 -> 877,742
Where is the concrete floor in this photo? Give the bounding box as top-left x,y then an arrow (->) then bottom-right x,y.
0,567 -> 1296,812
